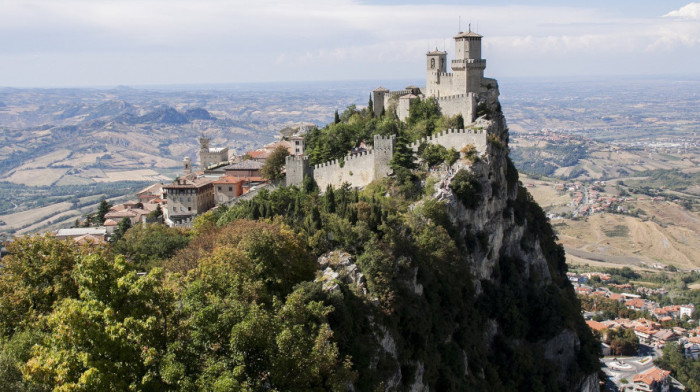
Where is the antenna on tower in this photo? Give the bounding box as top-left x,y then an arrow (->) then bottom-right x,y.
459,16 -> 461,32
469,22 -> 471,32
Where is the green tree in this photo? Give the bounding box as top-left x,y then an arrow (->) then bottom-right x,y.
96,199 -> 112,225
261,145 -> 290,181
390,129 -> 416,170
0,235 -> 86,335
368,94 -> 374,117
111,218 -> 132,243
23,255 -> 172,391
334,110 -> 340,124
112,223 -> 190,270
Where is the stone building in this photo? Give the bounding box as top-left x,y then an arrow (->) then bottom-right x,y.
163,176 -> 215,227
199,137 -> 229,169
213,176 -> 244,205
372,28 -> 495,122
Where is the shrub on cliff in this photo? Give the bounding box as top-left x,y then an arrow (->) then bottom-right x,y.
450,169 -> 482,209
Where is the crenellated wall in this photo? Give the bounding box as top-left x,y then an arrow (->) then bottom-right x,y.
408,127 -> 487,153
313,150 -> 376,189
286,135 -> 396,189
286,128 -> 487,190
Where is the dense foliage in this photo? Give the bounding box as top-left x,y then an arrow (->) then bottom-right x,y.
0,106 -> 599,390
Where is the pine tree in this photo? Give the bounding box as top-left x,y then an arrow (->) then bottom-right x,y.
455,114 -> 465,130
324,185 -> 336,214
96,200 -> 112,225
390,129 -> 416,170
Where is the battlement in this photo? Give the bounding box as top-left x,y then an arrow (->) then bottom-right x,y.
286,155 -> 309,162
388,89 -> 413,98
435,94 -> 468,101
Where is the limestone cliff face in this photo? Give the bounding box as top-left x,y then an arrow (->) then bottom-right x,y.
319,84 -> 600,391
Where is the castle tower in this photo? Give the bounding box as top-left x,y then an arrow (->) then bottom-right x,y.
183,157 -> 192,175
199,137 -> 210,151
426,49 -> 447,97
373,134 -> 396,179
372,86 -> 390,117
451,28 -> 486,94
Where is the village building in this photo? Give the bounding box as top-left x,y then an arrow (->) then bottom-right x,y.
224,160 -> 264,178
680,304 -> 695,319
136,183 -> 164,203
199,137 -> 229,169
631,367 -> 671,392
163,176 -> 215,227
213,176 -> 244,205
55,227 -> 107,242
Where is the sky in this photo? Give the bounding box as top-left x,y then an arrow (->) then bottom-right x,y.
1,0 -> 699,87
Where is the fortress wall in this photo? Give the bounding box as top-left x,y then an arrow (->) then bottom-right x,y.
436,93 -> 476,122
313,151 -> 376,190
409,128 -> 488,154
388,89 -> 412,99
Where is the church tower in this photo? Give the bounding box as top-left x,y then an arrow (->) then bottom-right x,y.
451,27 -> 486,94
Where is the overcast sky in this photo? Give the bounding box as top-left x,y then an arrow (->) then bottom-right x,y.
1,0 -> 699,87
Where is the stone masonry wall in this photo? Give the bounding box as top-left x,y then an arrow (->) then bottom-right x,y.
409,127 -> 487,154
313,151 -> 376,190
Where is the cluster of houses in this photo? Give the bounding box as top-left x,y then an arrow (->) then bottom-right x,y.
551,180 -> 667,217
570,270 -> 697,391
55,128 -> 314,240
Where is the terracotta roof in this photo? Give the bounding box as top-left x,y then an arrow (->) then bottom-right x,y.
633,367 -> 670,386
586,320 -> 607,332
73,234 -> 106,244
104,210 -> 137,219
626,298 -> 646,308
103,219 -> 118,226
213,176 -> 244,185
246,150 -> 271,160
653,330 -> 676,341
609,293 -> 623,301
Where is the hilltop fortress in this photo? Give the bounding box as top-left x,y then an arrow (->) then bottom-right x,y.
374,28 -> 494,122
287,28 -> 496,189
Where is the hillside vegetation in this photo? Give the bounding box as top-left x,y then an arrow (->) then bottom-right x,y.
0,101 -> 599,391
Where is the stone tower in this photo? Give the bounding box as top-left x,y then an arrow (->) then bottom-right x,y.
285,155 -> 312,187
373,134 -> 396,179
199,137 -> 210,150
183,157 -> 192,175
425,49 -> 447,97
372,87 -> 390,117
451,28 -> 486,94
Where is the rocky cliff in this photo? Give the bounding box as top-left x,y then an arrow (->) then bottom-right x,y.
317,83 -> 601,391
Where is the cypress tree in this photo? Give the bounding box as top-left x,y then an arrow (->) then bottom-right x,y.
368,94 -> 374,117
334,110 -> 340,124
324,185 -> 336,214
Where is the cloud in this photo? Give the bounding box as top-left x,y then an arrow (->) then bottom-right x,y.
1,1 -> 699,86
664,2 -> 700,19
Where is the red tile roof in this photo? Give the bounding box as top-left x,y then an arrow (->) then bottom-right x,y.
586,320 -> 607,332
633,367 -> 670,386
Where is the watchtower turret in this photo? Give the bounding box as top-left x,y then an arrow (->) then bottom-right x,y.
451,27 -> 486,94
